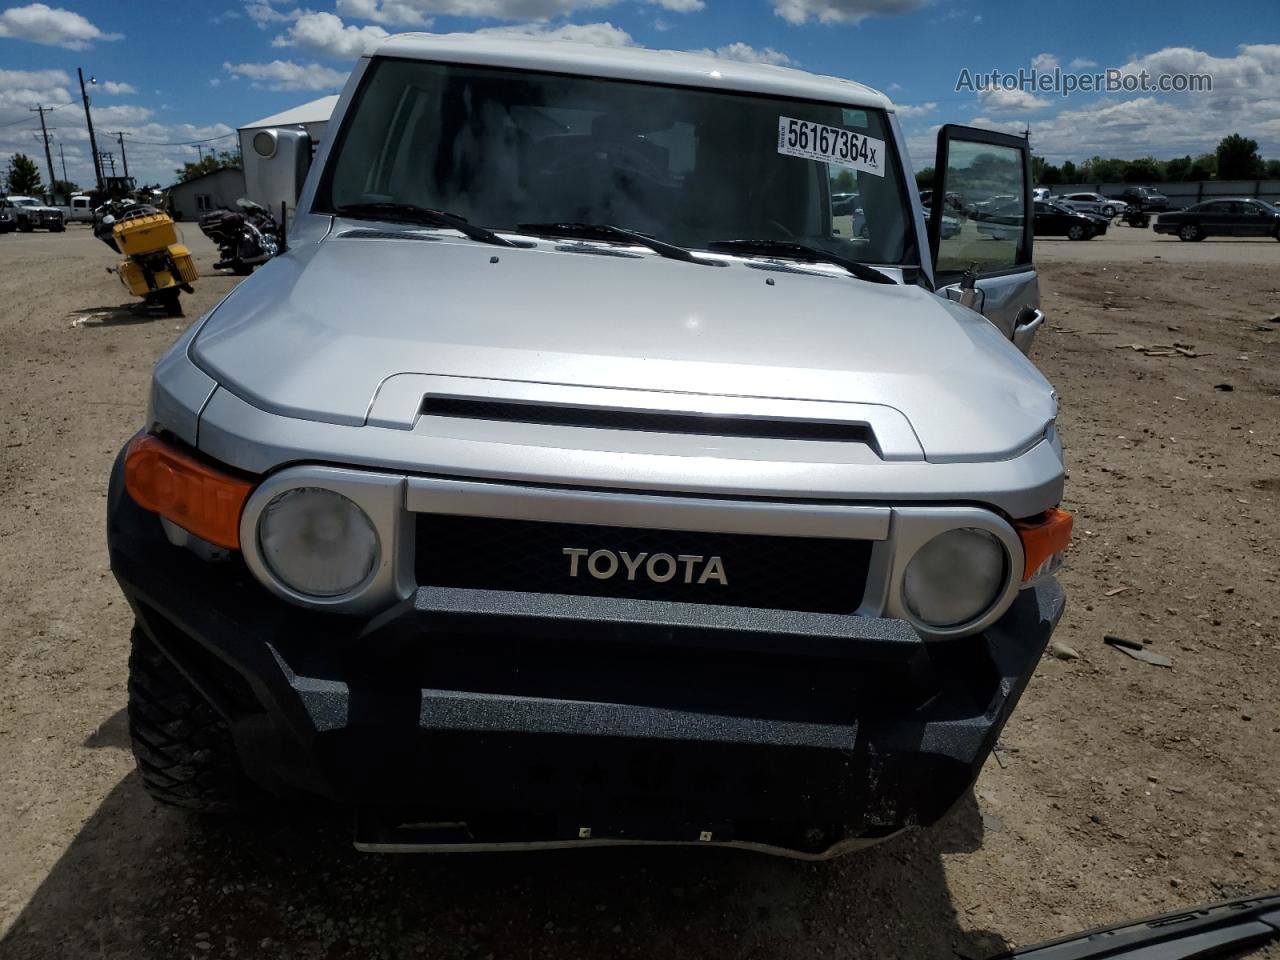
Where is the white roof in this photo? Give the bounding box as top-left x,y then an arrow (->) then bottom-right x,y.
373,34 -> 892,111
240,95 -> 339,131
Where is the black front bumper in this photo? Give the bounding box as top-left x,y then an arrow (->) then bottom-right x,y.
107,453 -> 1064,858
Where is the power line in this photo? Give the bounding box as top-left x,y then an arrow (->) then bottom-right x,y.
0,101 -> 74,129
122,131 -> 236,146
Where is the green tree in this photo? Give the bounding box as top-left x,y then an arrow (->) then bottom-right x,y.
1265,159 -> 1280,179
1081,155 -> 1125,182
1215,134 -> 1262,179
1164,155 -> 1192,181
1123,157 -> 1163,183
172,148 -> 240,184
51,178 -> 79,198
1031,155 -> 1063,185
1188,153 -> 1216,181
6,153 -> 43,195
914,166 -> 933,189
1060,159 -> 1078,183
830,169 -> 856,192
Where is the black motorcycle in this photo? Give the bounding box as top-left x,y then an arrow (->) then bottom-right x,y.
198,198 -> 282,275
1120,203 -> 1151,228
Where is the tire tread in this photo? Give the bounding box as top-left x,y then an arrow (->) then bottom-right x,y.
127,624 -> 241,813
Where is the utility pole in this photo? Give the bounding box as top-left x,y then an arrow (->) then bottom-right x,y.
57,142 -> 69,185
29,105 -> 59,200
78,68 -> 102,192
195,144 -> 205,162
115,131 -> 130,180
99,151 -> 116,176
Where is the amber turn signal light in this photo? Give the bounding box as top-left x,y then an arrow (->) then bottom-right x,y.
123,435 -> 253,549
1013,507 -> 1073,582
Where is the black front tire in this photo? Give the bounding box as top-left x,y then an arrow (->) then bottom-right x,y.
1179,223 -> 1201,242
1067,223 -> 1087,240
18,220 -> 33,233
127,624 -> 242,813
162,290 -> 184,317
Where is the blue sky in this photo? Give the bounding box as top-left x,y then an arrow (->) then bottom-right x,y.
2,0 -> 1278,187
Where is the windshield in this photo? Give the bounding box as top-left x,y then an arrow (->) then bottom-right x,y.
12,198 -> 37,207
319,57 -> 915,265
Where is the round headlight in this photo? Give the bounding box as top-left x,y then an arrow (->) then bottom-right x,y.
258,488 -> 378,598
902,528 -> 1007,628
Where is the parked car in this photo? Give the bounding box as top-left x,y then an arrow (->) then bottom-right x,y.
831,192 -> 867,237
1,195 -> 65,232
1026,200 -> 1106,240
921,204 -> 962,238
107,35 -> 1070,860
1111,186 -> 1168,212
1154,197 -> 1280,241
920,189 -> 964,215
1031,187 -> 1053,202
0,203 -> 13,233
1056,192 -> 1126,218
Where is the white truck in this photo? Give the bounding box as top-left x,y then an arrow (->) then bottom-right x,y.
0,195 -> 65,232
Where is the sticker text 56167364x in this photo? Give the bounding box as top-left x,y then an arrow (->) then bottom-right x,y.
777,116 -> 885,178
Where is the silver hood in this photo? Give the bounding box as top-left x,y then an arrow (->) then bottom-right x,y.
191,229 -> 1056,464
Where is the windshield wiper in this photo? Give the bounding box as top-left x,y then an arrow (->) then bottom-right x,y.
335,202 -> 518,248
516,222 -> 714,265
707,240 -> 897,285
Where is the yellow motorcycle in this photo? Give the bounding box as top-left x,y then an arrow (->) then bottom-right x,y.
96,204 -> 198,316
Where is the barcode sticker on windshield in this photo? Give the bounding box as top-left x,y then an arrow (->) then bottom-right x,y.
777,117 -> 885,177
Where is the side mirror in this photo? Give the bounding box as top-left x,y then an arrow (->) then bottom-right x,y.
243,127 -> 312,214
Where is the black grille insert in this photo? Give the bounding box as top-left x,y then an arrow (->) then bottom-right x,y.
419,397 -> 873,444
415,515 -> 872,614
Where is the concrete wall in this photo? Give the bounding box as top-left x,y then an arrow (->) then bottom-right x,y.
168,168 -> 248,222
1049,180 -> 1280,210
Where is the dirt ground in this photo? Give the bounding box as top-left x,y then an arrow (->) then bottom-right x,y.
0,225 -> 1277,960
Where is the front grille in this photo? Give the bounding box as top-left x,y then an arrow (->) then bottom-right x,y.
415,514 -> 872,614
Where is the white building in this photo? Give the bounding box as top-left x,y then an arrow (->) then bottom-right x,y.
167,166 -> 246,222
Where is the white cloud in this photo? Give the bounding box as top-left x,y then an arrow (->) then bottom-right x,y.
335,0 -> 433,26
1024,44 -> 1280,161
245,1 -> 302,26
649,0 -> 703,10
0,3 -> 120,49
100,80 -> 137,95
223,59 -> 350,91
895,101 -> 936,118
321,0 -> 617,18
978,87 -> 1050,112
1069,57 -> 1096,68
1031,52 -> 1059,71
772,0 -> 928,26
688,42 -> 792,66
471,20 -> 633,45
273,11 -> 389,58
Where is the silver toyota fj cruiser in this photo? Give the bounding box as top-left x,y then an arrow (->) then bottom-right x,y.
108,35 -> 1071,859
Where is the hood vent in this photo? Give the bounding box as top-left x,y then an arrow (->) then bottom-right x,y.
419,396 -> 874,445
